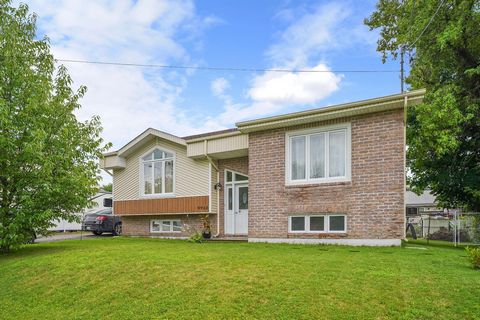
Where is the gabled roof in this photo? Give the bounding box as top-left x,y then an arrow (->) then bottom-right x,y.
104,128 -> 186,158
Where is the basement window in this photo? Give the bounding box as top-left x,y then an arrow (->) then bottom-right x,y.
288,215 -> 346,233
151,220 -> 182,233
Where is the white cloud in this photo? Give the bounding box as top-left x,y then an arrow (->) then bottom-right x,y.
248,64 -> 341,106
211,77 -> 230,97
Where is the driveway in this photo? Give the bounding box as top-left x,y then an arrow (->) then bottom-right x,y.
35,233 -> 112,243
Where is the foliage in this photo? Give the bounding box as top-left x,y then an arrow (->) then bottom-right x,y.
200,214 -> 211,236
187,231 -> 203,243
0,1 -> 110,252
100,183 -> 112,192
427,227 -> 470,242
365,0 -> 480,212
465,246 -> 480,269
0,238 -> 479,319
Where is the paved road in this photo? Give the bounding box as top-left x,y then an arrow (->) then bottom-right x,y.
35,233 -> 112,243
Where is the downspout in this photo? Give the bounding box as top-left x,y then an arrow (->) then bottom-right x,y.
403,95 -> 408,240
203,139 -> 221,238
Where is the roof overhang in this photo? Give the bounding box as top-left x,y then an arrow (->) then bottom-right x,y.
236,89 -> 425,133
101,128 -> 186,170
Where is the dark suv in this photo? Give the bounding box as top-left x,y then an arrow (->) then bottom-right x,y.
82,208 -> 122,236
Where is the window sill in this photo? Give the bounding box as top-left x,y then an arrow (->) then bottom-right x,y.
285,180 -> 352,188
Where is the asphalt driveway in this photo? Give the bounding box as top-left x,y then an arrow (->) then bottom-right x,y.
35,233 -> 112,243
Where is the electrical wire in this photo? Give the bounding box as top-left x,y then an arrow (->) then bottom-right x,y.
55,58 -> 400,73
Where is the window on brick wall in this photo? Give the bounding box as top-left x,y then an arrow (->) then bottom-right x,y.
286,124 -> 351,185
288,215 -> 346,233
150,220 -> 182,233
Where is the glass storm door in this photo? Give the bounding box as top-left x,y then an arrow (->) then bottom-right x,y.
234,185 -> 248,234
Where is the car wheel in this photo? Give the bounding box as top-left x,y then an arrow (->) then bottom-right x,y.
92,231 -> 103,236
113,223 -> 122,236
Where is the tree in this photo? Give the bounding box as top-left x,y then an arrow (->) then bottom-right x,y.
365,0 -> 480,212
0,1 -> 111,252
101,183 -> 113,192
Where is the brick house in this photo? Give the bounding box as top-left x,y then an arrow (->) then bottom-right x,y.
101,90 -> 424,246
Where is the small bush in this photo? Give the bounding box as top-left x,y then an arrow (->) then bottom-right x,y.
188,231 -> 203,243
427,227 -> 471,242
465,247 -> 480,269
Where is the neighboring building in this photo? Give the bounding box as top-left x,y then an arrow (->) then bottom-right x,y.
406,190 -> 442,216
101,90 -> 424,246
49,190 -> 112,231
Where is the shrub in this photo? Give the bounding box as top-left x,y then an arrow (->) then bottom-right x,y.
427,227 -> 471,242
188,231 -> 203,243
465,247 -> 480,269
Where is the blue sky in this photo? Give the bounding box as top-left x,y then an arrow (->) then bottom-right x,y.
23,0 -> 404,151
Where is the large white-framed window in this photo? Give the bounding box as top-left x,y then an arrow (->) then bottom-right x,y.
140,147 -> 175,197
286,123 -> 351,185
150,219 -> 182,233
288,215 -> 347,233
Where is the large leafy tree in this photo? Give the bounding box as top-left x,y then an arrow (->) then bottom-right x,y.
365,0 -> 480,212
0,1 -> 110,252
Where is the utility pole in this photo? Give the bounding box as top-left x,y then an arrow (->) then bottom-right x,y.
400,45 -> 405,93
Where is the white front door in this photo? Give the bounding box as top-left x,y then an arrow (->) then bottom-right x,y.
224,170 -> 248,235
234,185 -> 248,234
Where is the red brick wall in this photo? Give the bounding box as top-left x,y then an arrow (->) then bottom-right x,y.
122,214 -> 215,237
217,157 -> 249,236
248,109 -> 405,239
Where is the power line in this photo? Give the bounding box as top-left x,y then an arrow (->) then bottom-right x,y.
55,58 -> 400,73
409,0 -> 445,48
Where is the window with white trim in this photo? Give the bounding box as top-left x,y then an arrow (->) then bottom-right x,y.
287,125 -> 350,184
288,215 -> 346,233
150,220 -> 182,233
141,148 -> 174,195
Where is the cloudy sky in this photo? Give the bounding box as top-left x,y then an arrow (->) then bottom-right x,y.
22,0 -> 402,172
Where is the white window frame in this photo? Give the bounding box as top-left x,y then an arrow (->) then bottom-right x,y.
150,219 -> 182,233
139,146 -> 176,198
285,123 -> 351,186
288,215 -> 347,233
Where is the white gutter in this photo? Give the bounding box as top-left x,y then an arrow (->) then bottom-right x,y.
203,140 -> 220,237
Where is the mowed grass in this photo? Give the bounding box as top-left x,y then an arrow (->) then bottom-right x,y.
0,238 -> 479,320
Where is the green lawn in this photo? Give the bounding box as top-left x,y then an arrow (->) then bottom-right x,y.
0,238 -> 479,320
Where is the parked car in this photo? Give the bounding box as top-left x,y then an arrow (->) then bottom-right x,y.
82,208 -> 122,236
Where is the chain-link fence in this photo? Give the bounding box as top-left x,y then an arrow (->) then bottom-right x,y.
406,212 -> 480,246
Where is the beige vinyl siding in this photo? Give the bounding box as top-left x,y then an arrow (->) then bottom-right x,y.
113,138 -> 210,201
187,134 -> 248,158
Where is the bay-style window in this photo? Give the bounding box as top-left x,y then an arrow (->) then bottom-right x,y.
287,124 -> 351,184
141,148 -> 174,196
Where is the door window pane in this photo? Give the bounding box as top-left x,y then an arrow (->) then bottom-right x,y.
291,217 -> 305,231
329,130 -> 346,177
291,136 -> 306,180
165,160 -> 174,193
144,163 -> 153,194
238,187 -> 248,210
154,162 -> 163,194
310,216 -> 325,231
329,216 -> 345,231
309,133 -> 326,179
226,171 -> 233,182
235,173 -> 248,181
227,188 -> 233,210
